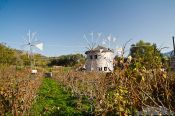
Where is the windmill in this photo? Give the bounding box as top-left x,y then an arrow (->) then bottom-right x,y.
83,32 -> 115,72
83,32 -> 105,71
23,30 -> 43,73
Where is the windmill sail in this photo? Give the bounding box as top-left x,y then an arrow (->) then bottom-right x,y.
35,42 -> 43,50
117,47 -> 123,56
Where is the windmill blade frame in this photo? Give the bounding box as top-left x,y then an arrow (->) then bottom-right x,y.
22,30 -> 43,69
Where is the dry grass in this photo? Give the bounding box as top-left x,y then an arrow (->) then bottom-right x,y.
0,64 -> 175,115
53,68 -> 175,115
0,65 -> 43,115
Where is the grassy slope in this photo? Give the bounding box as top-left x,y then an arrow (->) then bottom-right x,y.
30,78 -> 82,116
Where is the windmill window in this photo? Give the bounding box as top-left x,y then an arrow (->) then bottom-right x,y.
90,55 -> 93,59
95,55 -> 98,59
98,67 -> 102,71
104,67 -> 107,71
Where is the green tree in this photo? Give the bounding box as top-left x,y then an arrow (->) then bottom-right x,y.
130,40 -> 162,69
0,43 -> 16,65
33,54 -> 48,67
48,54 -> 85,67
0,43 -> 48,67
20,54 -> 30,66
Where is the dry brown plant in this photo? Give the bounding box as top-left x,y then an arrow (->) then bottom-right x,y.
0,65 -> 43,115
53,67 -> 175,115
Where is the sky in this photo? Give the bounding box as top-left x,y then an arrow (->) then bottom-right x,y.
0,0 -> 175,56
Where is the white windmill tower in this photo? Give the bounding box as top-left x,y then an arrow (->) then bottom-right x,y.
23,30 -> 43,74
84,32 -> 115,72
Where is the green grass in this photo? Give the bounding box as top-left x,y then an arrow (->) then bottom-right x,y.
30,78 -> 82,116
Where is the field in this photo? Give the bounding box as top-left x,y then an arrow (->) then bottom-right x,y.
1,64 -> 175,116
30,78 -> 82,116
52,69 -> 175,115
0,65 -> 43,115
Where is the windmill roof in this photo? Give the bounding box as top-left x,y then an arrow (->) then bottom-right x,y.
85,45 -> 114,54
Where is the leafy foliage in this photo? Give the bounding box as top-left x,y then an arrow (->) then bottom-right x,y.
48,54 -> 85,67
52,65 -> 175,115
0,43 -> 48,67
130,40 -> 162,69
0,43 -> 16,65
1,40 -> 175,115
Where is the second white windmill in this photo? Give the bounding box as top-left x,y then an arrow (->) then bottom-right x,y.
23,30 -> 43,73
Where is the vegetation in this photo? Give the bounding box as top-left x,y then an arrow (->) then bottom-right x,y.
0,43 -> 16,65
48,54 -> 85,67
0,65 -> 43,115
30,78 -> 83,116
130,40 -> 162,69
0,43 -> 48,67
52,69 -> 175,115
0,40 -> 175,115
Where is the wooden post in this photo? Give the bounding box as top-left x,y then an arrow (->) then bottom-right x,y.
173,36 -> 175,56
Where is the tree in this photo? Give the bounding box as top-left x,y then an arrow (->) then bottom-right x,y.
130,40 -> 162,69
0,43 -> 16,65
0,43 -> 48,67
48,54 -> 85,67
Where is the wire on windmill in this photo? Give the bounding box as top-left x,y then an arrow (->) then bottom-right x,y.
107,34 -> 111,41
111,37 -> 116,50
97,32 -> 102,38
83,34 -> 92,50
94,32 -> 102,46
90,32 -> 96,49
102,36 -> 107,46
121,39 -> 132,57
113,37 -> 116,42
90,32 -> 94,43
107,34 -> 112,48
28,30 -> 32,44
102,40 -> 106,45
32,32 -> 37,39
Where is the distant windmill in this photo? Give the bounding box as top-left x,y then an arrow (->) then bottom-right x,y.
23,30 -> 43,73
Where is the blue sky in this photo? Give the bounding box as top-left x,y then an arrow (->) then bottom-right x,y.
0,0 -> 175,56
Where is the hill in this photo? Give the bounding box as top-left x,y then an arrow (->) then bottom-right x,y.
0,43 -> 48,66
